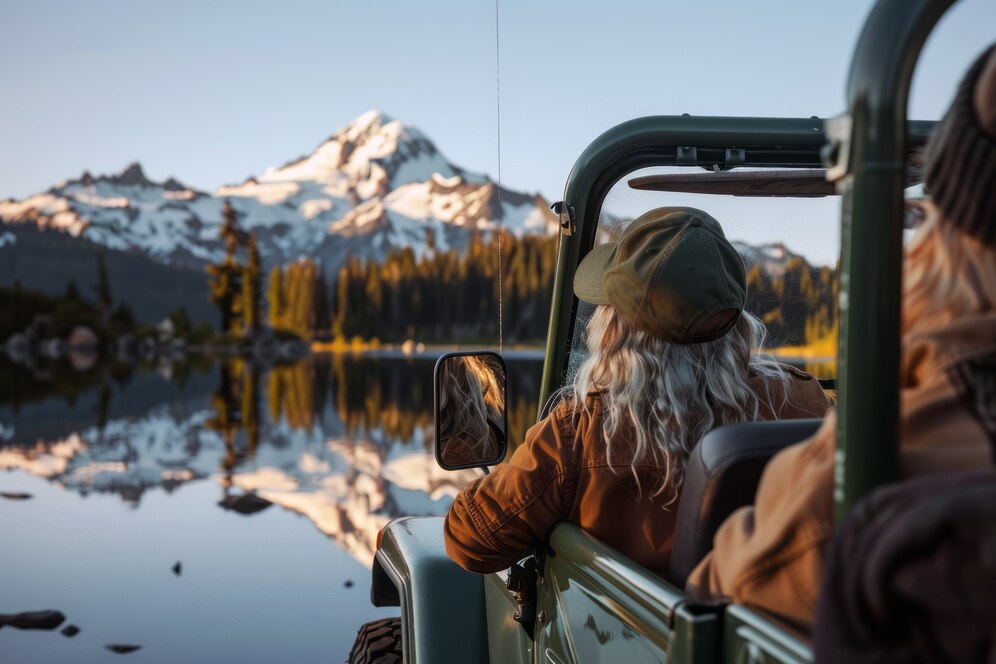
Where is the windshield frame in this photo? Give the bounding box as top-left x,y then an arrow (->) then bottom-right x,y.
538,115 -> 935,411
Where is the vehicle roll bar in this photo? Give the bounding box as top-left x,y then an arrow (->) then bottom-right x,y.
541,115 -> 826,406
831,0 -> 955,518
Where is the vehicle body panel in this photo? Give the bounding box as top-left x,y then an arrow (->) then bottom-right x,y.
535,523 -> 676,663
532,523 -> 720,664
721,606 -> 812,664
374,516 -> 490,663
484,575 -> 533,664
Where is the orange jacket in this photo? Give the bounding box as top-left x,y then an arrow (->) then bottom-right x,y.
687,312 -> 996,631
444,365 -> 831,576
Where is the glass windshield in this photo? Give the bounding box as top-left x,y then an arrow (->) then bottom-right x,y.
567,166 -> 841,381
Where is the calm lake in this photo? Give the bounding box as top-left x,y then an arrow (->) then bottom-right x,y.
0,353 -> 542,663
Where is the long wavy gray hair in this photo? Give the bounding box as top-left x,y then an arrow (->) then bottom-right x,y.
439,355 -> 505,454
571,305 -> 790,499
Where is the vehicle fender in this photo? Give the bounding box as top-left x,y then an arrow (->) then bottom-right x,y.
372,516 -> 490,664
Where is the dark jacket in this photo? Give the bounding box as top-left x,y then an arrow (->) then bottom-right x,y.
444,365 -> 831,576
814,470 -> 996,663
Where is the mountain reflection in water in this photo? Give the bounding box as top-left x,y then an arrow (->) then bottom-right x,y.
0,353 -> 541,662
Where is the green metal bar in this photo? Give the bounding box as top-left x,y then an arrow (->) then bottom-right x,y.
834,0 -> 955,520
538,115 -> 827,408
722,605 -> 813,663
546,522 -> 685,634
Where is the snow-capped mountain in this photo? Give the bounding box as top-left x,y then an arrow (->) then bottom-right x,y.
0,110 -> 557,272
731,240 -> 811,277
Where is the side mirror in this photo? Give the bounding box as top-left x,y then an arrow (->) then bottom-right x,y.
434,351 -> 508,470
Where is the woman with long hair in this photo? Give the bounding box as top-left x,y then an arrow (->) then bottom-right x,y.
687,44 -> 996,632
444,206 -> 831,576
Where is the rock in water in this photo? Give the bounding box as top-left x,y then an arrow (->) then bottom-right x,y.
0,610 -> 66,630
218,493 -> 272,515
61,624 -> 81,637
172,561 -> 182,576
105,644 -> 142,654
344,580 -> 354,588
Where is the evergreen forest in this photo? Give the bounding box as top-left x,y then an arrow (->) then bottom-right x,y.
255,232 -> 837,351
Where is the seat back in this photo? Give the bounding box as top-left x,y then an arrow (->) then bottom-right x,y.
668,419 -> 822,587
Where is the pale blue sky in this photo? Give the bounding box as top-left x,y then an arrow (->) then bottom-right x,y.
1,0 -> 993,263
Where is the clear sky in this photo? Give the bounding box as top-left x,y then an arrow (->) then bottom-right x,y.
1,0 -> 993,264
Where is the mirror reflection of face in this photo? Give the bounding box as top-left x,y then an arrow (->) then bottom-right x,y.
438,355 -> 506,468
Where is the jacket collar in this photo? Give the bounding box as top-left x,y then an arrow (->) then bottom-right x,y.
902,311 -> 996,387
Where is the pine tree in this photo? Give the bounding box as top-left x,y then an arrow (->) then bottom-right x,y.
95,252 -> 112,319
169,307 -> 191,339
207,200 -> 245,334
242,234 -> 262,335
220,199 -> 238,261
110,302 -> 136,327
207,262 -> 240,333
268,265 -> 286,330
313,268 -> 332,337
333,265 -> 350,340
63,279 -> 81,302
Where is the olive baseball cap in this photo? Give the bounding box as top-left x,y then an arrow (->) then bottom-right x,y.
573,206 -> 747,344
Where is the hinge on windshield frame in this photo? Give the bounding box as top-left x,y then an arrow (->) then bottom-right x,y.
823,113 -> 853,190
551,201 -> 576,237
724,148 -> 746,168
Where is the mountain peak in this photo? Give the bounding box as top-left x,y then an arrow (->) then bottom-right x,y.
1,114 -> 553,273
162,177 -> 186,192
331,109 -> 408,150
254,109 -> 455,194
344,109 -> 395,134
114,162 -> 150,186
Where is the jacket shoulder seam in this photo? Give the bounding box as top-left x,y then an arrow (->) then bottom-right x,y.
487,470 -> 576,534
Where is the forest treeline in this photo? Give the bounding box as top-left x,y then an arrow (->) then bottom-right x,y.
260,233 -> 836,351
256,231 -> 557,344
745,259 -> 838,349
203,200 -> 835,349
331,231 -> 558,344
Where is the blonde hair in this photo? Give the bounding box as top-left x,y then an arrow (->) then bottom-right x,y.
902,203 -> 996,379
571,305 -> 790,498
438,355 -> 505,456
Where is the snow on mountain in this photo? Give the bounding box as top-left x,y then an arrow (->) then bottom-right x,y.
0,111 -> 557,272
0,403 -> 475,567
731,239 -> 810,277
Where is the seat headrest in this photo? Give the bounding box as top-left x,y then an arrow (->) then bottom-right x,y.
668,419 -> 822,587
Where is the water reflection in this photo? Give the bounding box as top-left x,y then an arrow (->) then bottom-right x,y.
0,353 -> 542,567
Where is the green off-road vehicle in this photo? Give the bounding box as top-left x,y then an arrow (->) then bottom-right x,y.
349,0 -> 959,661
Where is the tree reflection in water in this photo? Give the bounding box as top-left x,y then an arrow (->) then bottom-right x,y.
0,352 -> 543,565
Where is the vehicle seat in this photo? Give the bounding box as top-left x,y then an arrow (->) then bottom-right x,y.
668,419 -> 822,587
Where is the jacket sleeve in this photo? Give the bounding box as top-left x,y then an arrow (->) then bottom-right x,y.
685,410 -> 838,630
444,410 -> 578,574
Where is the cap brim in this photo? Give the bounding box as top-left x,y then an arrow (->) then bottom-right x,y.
573,242 -> 615,305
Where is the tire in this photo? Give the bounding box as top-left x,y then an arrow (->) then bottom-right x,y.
347,617 -> 403,664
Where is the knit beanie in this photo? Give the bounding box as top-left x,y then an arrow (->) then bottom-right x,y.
924,44 -> 996,246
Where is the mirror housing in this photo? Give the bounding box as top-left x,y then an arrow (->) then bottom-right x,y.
433,351 -> 508,470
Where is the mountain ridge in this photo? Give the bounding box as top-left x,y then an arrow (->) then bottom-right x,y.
0,110 -> 558,274
0,111 -> 830,329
